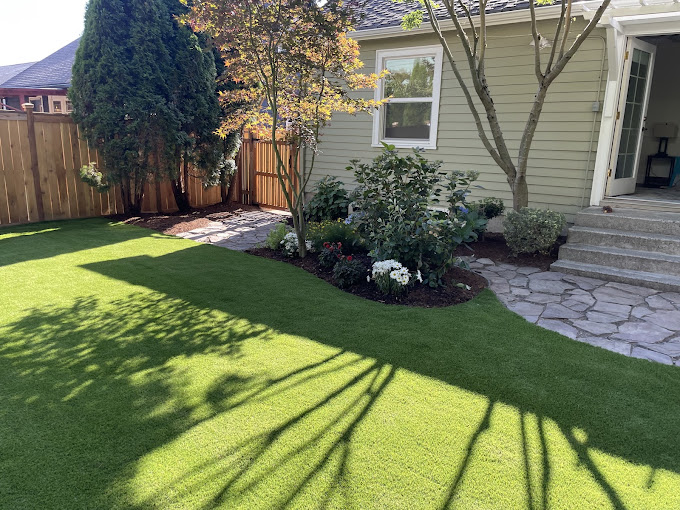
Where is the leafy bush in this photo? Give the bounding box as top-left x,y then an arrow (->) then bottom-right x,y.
318,242 -> 344,269
349,145 -> 478,286
332,256 -> 366,288
281,232 -> 313,257
370,259 -> 421,296
305,176 -> 350,222
264,223 -> 291,250
307,219 -> 364,253
79,162 -> 110,193
475,197 -> 505,220
503,208 -> 566,256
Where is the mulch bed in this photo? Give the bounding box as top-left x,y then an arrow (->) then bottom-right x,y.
454,233 -> 566,272
247,248 -> 487,308
112,202 -> 261,235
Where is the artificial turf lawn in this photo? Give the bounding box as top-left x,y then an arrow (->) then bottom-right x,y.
1,219 -> 679,510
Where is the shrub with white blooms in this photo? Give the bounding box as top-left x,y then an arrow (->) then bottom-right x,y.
371,259 -> 422,296
281,232 -> 313,257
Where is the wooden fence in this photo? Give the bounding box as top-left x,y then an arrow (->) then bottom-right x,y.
0,106 -> 224,226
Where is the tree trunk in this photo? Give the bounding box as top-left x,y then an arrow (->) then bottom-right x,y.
171,159 -> 191,213
512,174 -> 529,211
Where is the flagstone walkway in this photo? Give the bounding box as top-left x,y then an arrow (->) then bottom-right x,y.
176,209 -> 288,251
469,258 -> 680,366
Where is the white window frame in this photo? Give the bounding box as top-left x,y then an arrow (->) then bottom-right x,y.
372,45 -> 443,150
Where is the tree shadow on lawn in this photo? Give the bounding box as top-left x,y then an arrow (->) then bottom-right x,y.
2,235 -> 679,508
0,218 -> 154,267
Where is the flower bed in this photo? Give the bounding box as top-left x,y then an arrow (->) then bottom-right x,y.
247,248 -> 487,308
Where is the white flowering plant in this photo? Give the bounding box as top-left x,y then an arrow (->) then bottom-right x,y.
281,232 -> 313,257
370,259 -> 423,296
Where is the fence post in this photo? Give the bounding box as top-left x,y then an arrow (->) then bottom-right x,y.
23,103 -> 45,221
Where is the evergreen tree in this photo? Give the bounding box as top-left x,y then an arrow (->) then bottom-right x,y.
70,0 -> 223,214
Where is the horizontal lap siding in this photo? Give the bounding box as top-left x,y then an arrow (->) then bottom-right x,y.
307,21 -> 608,221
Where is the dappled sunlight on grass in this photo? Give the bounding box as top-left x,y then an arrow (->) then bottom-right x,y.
1,219 -> 680,509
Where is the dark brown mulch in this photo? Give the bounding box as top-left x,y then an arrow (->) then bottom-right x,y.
112,202 -> 261,235
454,233 -> 566,272
247,248 -> 487,308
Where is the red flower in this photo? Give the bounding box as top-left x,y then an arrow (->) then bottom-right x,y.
337,242 -> 342,248
323,242 -> 330,248
347,256 -> 353,261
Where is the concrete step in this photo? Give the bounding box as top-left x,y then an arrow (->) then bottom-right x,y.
575,206 -> 680,236
567,226 -> 680,255
558,243 -> 680,277
600,197 -> 680,213
551,260 -> 680,292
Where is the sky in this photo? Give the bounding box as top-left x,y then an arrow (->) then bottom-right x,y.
0,0 -> 88,66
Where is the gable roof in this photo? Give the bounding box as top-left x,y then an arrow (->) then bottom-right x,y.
357,0 -> 533,31
0,38 -> 80,89
0,62 -> 36,87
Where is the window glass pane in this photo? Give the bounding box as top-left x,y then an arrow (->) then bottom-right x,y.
66,100 -> 73,113
383,102 -> 432,140
53,101 -> 62,113
384,56 -> 435,98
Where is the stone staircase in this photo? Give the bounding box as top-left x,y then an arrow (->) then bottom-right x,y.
551,206 -> 680,292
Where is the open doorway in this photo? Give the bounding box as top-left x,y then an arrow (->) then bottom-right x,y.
605,34 -> 680,204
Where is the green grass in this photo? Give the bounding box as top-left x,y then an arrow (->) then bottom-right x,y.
1,218 -> 679,510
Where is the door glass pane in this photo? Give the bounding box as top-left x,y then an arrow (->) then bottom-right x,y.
383,102 -> 432,140
384,56 -> 435,98
615,48 -> 651,179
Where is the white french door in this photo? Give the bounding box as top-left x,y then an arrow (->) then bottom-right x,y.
606,38 -> 656,197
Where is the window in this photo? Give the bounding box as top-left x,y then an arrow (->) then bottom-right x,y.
52,100 -> 63,113
66,100 -> 73,113
28,96 -> 43,112
373,46 -> 443,150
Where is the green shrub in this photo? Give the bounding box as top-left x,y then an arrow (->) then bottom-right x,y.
307,219 -> 364,253
476,197 -> 505,220
305,176 -> 350,222
503,208 -> 566,256
349,145 -> 478,286
332,256 -> 366,288
264,223 -> 291,250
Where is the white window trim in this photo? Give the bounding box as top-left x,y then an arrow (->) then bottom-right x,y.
372,45 -> 443,150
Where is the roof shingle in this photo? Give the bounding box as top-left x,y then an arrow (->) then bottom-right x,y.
0,38 -> 80,89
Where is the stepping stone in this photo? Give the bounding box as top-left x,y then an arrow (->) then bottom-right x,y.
577,336 -> 632,356
537,319 -> 579,339
562,299 -> 590,312
630,346 -> 673,365
586,311 -> 628,324
509,276 -> 529,287
613,322 -> 674,343
508,302 -> 545,317
516,266 -> 542,275
542,303 -> 583,320
572,320 -> 618,336
488,278 -> 510,294
476,258 -> 495,265
498,270 -> 518,279
566,293 -> 596,307
525,293 -> 562,304
637,340 -> 680,358
644,310 -> 680,331
645,294 -> 676,311
497,263 -> 518,271
658,292 -> 680,304
592,301 -> 631,317
529,279 -> 574,294
631,306 -> 653,319
593,287 -> 645,306
511,288 -> 531,296
563,274 -> 606,291
607,281 -> 657,297
528,271 -> 567,281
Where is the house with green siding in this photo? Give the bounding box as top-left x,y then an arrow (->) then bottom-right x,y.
303,0 -> 680,288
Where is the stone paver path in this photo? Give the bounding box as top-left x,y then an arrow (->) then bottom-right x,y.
177,209 -> 288,251
469,258 -> 680,366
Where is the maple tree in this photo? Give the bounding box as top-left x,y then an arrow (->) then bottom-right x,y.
183,0 -> 384,256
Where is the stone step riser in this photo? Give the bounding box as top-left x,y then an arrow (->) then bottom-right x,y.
558,245 -> 680,277
550,260 -> 680,292
575,213 -> 680,237
568,229 -> 680,255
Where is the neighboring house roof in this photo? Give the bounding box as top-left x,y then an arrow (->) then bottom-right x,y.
0,62 -> 36,87
357,0 -> 536,31
0,38 -> 80,89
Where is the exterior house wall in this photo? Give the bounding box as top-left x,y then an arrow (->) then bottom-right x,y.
306,20 -> 608,221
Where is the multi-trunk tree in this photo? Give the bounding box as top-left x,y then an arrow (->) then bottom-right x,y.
70,0 -> 224,215
184,0 -> 384,256
399,0 -> 612,210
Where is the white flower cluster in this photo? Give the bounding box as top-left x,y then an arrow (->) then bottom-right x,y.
281,232 -> 313,257
371,259 -> 402,278
390,267 -> 410,286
